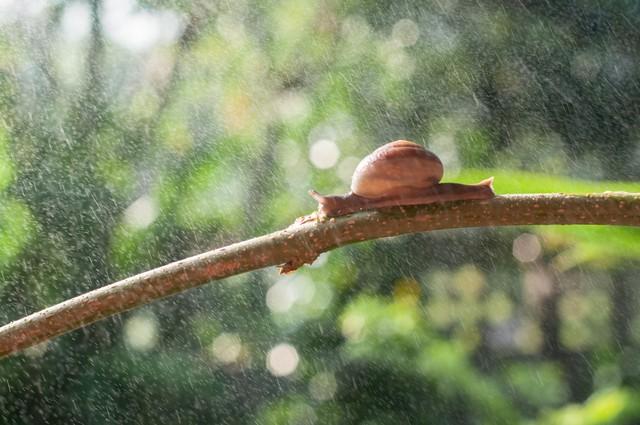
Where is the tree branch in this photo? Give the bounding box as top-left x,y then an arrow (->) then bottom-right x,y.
1,192 -> 639,359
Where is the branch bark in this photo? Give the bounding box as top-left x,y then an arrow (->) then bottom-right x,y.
1,192 -> 639,359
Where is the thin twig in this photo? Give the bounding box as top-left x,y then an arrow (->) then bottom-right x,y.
1,192 -> 639,359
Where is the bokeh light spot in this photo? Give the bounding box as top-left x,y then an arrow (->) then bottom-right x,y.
309,372 -> 337,401
210,333 -> 242,364
392,18 -> 420,47
341,312 -> 366,341
266,278 -> 296,313
124,313 -> 159,352
309,139 -> 340,169
123,195 -> 159,230
336,156 -> 360,184
267,343 -> 299,377
513,233 -> 542,263
274,91 -> 311,123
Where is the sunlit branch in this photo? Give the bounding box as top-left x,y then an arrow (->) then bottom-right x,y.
0,192 -> 639,359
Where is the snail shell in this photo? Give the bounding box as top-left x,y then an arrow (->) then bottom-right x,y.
351,140 -> 443,198
309,140 -> 495,217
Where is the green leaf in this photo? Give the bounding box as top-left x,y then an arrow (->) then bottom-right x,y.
456,169 -> 640,266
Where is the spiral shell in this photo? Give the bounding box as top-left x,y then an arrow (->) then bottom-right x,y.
350,140 -> 443,198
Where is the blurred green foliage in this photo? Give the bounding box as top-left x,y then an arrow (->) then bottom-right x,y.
0,0 -> 639,423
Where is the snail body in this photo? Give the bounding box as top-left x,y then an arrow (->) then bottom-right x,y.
309,140 -> 495,217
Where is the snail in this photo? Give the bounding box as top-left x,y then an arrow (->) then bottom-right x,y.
309,140 -> 495,217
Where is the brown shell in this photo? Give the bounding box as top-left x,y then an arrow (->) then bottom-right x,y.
350,140 -> 443,198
